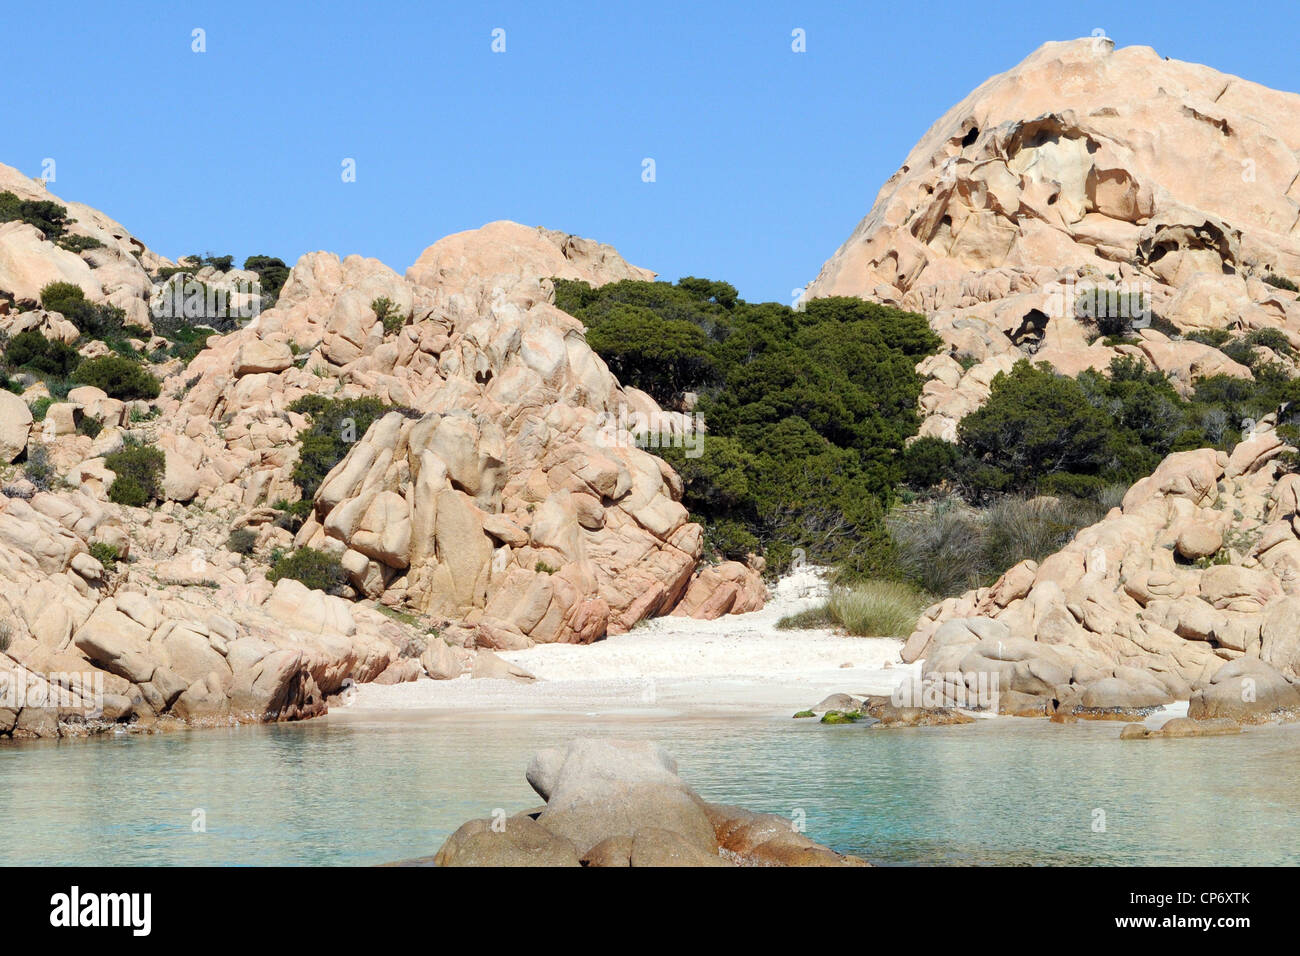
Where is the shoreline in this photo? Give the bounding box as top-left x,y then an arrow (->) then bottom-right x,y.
344,568 -> 919,719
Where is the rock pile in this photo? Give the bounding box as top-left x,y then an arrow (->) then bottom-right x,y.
904,426 -> 1300,722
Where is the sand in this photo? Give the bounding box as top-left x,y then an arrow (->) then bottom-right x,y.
345,567 -> 918,717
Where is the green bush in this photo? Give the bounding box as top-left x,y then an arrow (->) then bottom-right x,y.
71,355 -> 160,400
39,281 -> 126,338
89,542 -> 120,571
162,325 -> 211,366
901,436 -> 961,489
28,396 -> 54,422
1262,274 -> 1299,293
372,297 -> 407,335
104,444 -> 165,506
226,527 -> 258,555
4,330 -> 80,376
288,395 -> 414,499
0,190 -> 69,239
267,547 -> 347,594
1186,328 -> 1232,349
271,498 -> 314,533
76,415 -> 102,439
1242,327 -> 1292,357
56,235 -> 104,254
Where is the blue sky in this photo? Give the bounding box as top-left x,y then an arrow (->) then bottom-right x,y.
5,0 -> 1296,303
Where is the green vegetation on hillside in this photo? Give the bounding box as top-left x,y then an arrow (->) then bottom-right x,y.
0,190 -> 69,239
39,281 -> 133,340
105,443 -> 165,507
72,354 -> 161,400
556,278 -> 941,575
904,356 -> 1300,502
288,395 -> 418,500
268,547 -> 347,594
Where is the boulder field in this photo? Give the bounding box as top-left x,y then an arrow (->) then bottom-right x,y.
905,426 -> 1300,723
807,38 -> 1300,441
398,738 -> 866,867
0,167 -> 765,740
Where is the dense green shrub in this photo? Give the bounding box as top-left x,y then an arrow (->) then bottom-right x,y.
1185,328 -> 1232,349
271,498 -> 314,533
288,395 -> 415,500
56,235 -> 104,254
942,357 -> 1278,500
28,396 -> 54,422
0,190 -> 69,239
267,547 -> 347,594
89,542 -> 120,571
71,355 -> 160,400
1262,274 -> 1299,293
162,325 -> 211,366
957,361 -> 1118,495
244,255 -> 290,306
558,278 -> 940,574
38,281 -> 127,338
104,444 -> 165,506
4,330 -> 79,376
900,436 -> 961,489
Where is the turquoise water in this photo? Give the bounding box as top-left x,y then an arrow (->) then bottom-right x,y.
2,711 -> 1298,865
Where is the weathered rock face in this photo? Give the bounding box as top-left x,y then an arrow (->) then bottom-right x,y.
0,486 -> 416,738
160,220 -> 763,644
905,427 -> 1300,721
1,185 -> 767,738
417,738 -> 866,867
807,39 -> 1300,440
0,162 -> 168,331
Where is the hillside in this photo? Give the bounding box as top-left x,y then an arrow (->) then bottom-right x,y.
0,168 -> 765,739
809,37 -> 1300,442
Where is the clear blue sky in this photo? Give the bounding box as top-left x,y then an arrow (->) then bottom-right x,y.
6,0 -> 1296,303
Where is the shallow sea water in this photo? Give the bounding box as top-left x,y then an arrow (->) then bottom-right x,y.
2,710 -> 1297,865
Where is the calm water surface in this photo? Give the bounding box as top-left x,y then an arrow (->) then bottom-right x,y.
2,711 -> 1298,865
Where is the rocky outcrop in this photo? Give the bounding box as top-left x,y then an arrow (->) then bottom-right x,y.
154,221 -> 763,644
1120,716 -> 1241,739
1,173 -> 768,738
409,738 -> 866,867
904,426 -> 1300,721
0,162 -> 168,331
807,39 -> 1300,440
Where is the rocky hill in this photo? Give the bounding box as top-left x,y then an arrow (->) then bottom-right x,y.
805,39 -> 1300,722
809,37 -> 1300,441
0,166 -> 764,739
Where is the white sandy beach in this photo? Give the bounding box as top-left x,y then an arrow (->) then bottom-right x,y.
344,568 -> 919,717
